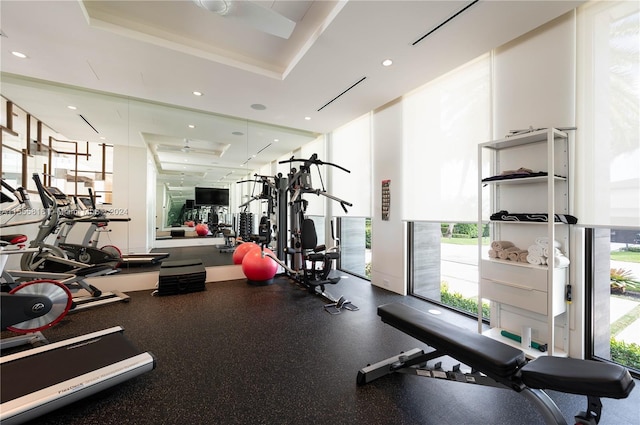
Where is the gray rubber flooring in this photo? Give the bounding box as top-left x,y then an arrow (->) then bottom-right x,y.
4,272 -> 640,425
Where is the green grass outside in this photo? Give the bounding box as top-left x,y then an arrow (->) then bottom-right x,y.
611,250 -> 640,263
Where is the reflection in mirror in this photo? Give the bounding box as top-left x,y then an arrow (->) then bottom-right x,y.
1,75 -> 319,274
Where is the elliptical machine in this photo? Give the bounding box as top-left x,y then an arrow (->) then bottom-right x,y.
21,178 -> 121,271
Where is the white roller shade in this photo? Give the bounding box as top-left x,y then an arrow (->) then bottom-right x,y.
329,114 -> 372,217
575,1 -> 640,228
402,54 -> 491,222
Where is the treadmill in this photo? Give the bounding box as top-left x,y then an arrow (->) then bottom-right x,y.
1,327 -> 156,425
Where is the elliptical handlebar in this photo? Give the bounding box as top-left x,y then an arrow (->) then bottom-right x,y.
1,179 -> 31,209
32,173 -> 54,209
87,188 -> 98,210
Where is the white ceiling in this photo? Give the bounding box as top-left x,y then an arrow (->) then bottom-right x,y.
0,0 -> 584,198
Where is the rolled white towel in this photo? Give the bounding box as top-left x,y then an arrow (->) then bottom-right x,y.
491,240 -> 515,251
534,237 -> 561,249
543,246 -> 562,258
528,244 -> 545,257
553,254 -> 570,268
527,253 -> 545,266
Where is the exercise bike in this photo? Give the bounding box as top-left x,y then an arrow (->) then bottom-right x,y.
2,177 -> 128,309
0,180 -> 73,347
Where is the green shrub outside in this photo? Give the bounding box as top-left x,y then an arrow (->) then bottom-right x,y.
365,218 -> 371,249
610,338 -> 640,370
440,223 -> 489,238
441,282 -> 490,320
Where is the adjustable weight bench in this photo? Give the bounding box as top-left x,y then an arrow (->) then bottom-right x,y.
357,303 -> 635,425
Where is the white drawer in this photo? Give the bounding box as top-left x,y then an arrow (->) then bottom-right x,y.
481,278 -> 547,315
481,259 -> 548,292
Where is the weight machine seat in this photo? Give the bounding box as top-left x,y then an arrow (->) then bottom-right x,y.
307,251 -> 339,262
301,219 -> 318,250
520,356 -> 635,399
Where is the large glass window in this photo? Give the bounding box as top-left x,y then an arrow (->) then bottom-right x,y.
410,221 -> 489,320
577,0 -> 639,372
337,216 -> 371,280
590,228 -> 640,374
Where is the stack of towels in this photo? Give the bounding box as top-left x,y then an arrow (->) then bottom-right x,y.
488,238 -> 570,268
526,237 -> 570,268
488,241 -> 528,262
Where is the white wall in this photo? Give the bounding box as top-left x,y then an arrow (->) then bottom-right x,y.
371,99 -> 406,294
110,145 -> 150,254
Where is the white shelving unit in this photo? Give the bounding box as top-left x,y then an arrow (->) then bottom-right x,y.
477,128 -> 573,357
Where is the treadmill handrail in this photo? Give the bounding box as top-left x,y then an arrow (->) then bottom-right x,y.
0,326 -> 124,364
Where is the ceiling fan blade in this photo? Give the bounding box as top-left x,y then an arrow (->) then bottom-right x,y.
195,0 -> 296,39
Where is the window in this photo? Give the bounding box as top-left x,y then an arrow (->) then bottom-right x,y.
589,228 -> 640,374
337,216 -> 371,280
410,222 -> 489,320
577,0 -> 639,372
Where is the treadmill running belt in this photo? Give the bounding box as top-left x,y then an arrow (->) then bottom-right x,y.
1,332 -> 141,403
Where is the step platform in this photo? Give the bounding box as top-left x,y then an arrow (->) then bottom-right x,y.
155,259 -> 206,296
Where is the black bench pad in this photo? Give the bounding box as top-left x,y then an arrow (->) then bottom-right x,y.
378,303 -> 526,381
521,356 -> 635,399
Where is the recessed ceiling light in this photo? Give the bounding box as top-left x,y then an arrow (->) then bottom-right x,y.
304,116 -> 311,121
193,91 -> 203,96
382,59 -> 393,67
67,105 -> 77,110
11,51 -> 27,59
273,138 -> 279,142
188,124 -> 195,129
251,104 -> 267,110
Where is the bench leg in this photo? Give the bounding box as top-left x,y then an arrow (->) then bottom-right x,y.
357,348 -> 425,385
521,388 -> 569,425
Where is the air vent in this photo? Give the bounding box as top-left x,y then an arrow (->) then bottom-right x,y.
317,77 -> 367,112
79,114 -> 99,134
412,0 -> 479,46
256,143 -> 272,155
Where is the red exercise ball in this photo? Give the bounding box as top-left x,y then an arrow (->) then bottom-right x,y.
242,248 -> 277,283
195,223 -> 209,236
232,242 -> 259,265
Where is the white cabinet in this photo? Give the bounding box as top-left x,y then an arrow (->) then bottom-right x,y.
477,128 -> 573,357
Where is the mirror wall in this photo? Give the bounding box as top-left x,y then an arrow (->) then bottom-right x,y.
0,74 -> 319,266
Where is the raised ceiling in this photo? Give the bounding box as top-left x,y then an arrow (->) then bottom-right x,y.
0,0 -> 585,198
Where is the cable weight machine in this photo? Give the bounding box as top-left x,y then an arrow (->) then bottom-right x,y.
266,153 -> 358,313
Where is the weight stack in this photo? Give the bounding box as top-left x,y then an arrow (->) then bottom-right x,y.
156,259 -> 206,296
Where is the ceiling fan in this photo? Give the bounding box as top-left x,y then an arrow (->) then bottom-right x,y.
192,0 -> 296,39
154,139 -> 227,157
181,139 -> 193,153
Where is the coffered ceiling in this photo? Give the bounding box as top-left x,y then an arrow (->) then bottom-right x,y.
0,0 -> 584,198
